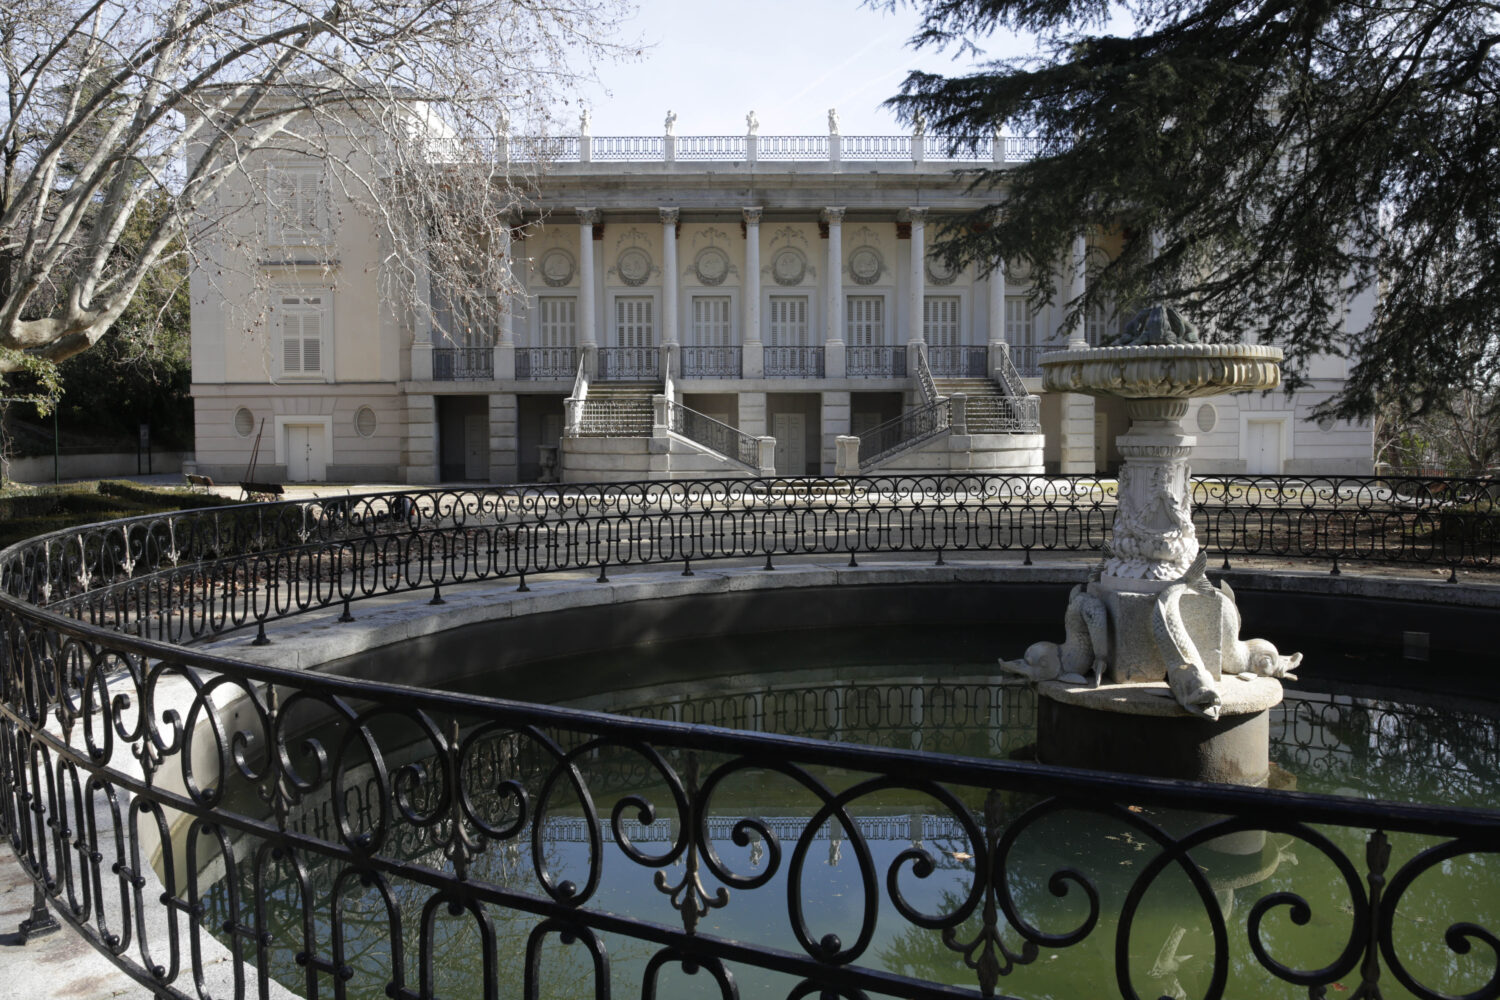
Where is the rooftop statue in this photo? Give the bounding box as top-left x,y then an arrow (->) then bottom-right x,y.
746,110 -> 759,136
665,109 -> 677,136
828,108 -> 839,134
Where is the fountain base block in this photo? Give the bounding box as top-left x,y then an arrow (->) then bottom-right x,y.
1037,677 -> 1283,787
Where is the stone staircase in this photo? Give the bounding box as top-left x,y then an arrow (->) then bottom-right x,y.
578,382 -> 659,436
932,378 -> 1024,432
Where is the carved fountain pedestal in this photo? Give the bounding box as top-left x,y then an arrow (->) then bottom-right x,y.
1006,309 -> 1299,808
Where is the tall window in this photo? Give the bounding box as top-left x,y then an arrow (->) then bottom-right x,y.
691,296 -> 732,346
614,296 -> 654,347
768,296 -> 808,346
278,294 -> 326,377
266,165 -> 325,244
846,296 -> 885,346
538,297 -> 577,347
1005,296 -> 1036,346
924,296 -> 961,346
433,291 -> 499,348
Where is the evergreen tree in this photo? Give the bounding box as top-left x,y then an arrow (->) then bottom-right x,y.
883,0 -> 1499,420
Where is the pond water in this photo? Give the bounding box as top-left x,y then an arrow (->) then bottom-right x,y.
203,625 -> 1500,1000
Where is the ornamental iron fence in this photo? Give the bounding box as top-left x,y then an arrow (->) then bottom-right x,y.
846,346 -> 908,379
764,347 -> 824,378
2,474 -> 1499,1000
595,347 -> 660,381
927,346 -> 989,378
516,347 -> 577,380
681,346 -> 742,379
432,347 -> 494,381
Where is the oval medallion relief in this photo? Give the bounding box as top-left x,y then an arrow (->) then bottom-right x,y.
538,248 -> 575,287
771,248 -> 807,286
849,246 -> 883,285
694,247 -> 730,286
617,247 -> 653,286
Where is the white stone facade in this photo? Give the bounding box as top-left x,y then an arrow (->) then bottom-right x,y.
189,128 -> 1373,484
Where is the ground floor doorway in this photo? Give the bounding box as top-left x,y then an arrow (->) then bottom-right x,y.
437,396 -> 490,482
767,393 -> 821,476
517,395 -> 567,482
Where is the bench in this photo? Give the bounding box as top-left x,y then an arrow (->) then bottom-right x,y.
239,481 -> 285,501
184,473 -> 215,492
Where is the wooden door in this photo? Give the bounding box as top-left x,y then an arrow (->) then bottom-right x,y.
773,412 -> 806,475
464,413 -> 489,480
1245,419 -> 1284,474
285,424 -> 327,482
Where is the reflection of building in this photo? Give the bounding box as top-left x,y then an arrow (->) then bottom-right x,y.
189,123 -> 1373,484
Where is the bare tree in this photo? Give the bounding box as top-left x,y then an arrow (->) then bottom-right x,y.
0,0 -> 633,382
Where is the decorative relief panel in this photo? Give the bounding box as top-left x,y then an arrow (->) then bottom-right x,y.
608,226 -> 657,286
848,246 -> 884,285
693,247 -> 732,286
538,248 -> 576,287
926,255 -> 959,286
770,248 -> 808,286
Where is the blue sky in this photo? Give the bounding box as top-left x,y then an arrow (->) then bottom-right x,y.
570,0 -> 1038,136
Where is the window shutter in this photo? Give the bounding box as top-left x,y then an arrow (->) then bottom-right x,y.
301,306 -> 322,372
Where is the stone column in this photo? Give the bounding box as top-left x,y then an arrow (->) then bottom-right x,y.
988,254 -> 1009,377
742,207 -> 763,377
1064,231 -> 1089,348
493,222 -> 515,380
577,208 -> 599,347
823,207 -> 845,378
907,208 -> 927,371
661,208 -> 679,346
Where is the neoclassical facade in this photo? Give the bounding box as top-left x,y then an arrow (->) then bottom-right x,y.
188,122 -> 1373,484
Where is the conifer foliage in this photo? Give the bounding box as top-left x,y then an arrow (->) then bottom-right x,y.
886,0 -> 1499,419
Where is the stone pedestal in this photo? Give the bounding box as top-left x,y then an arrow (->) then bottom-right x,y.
1092,577 -> 1229,684
1037,678 -> 1281,786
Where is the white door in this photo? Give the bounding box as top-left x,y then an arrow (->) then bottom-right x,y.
1245,419 -> 1284,474
464,413 -> 489,480
285,424 -> 327,482
773,412 -> 806,476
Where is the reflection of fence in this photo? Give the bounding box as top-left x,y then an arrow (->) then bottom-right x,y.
3,474 -> 1499,1000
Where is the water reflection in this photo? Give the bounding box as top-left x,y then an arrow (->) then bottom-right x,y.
199,660 -> 1500,1000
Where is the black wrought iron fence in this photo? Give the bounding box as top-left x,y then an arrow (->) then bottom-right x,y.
2,474 -> 1500,1000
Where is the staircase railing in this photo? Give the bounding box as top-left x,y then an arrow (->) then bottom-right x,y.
989,393 -> 1043,432
857,398 -> 951,468
563,349 -> 591,435
667,402 -> 761,469
578,398 -> 651,436
992,343 -> 1032,398
914,342 -> 941,405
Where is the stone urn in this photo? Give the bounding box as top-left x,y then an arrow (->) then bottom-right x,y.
1002,306 -> 1300,794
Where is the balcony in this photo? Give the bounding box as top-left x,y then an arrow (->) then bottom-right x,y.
846,345 -> 907,379
764,346 -> 824,378
516,347 -> 577,380
927,345 -> 989,378
1008,344 -> 1067,378
680,346 -> 741,379
432,347 -> 493,381
597,346 -> 660,381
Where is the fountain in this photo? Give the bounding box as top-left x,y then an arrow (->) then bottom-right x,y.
1004,305 -> 1301,786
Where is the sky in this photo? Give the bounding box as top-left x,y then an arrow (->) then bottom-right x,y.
568,0 -> 1040,137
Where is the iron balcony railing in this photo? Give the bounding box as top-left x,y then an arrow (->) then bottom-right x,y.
516,346 -> 577,379
576,397 -> 653,436
680,345 -> 742,378
2,475 -> 1497,1000
927,345 -> 990,378
596,346 -> 660,381
764,345 -> 824,378
1008,343 -> 1067,378
431,346 -> 493,380
846,345 -> 908,379
493,134 -> 1055,164
667,401 -> 760,468
857,400 -> 952,467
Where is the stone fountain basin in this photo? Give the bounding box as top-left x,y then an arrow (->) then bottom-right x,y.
1040,343 -> 1283,398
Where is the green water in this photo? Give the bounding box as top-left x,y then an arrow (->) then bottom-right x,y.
202,627 -> 1500,1000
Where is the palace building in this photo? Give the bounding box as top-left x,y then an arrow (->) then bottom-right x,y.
188,118 -> 1374,484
